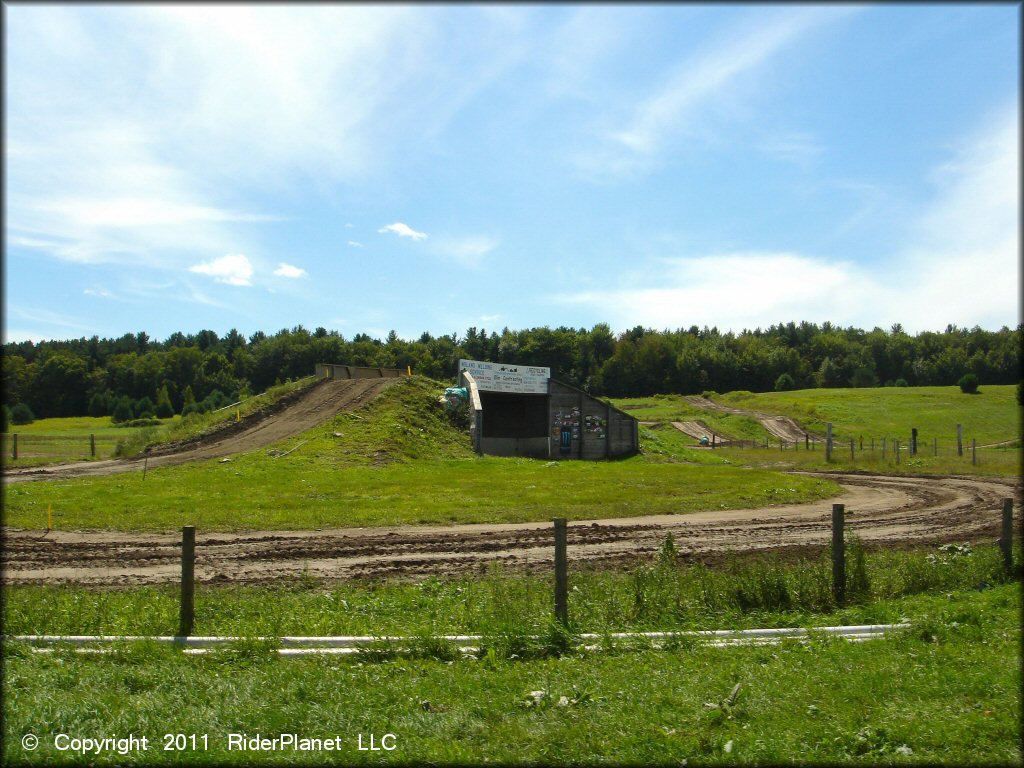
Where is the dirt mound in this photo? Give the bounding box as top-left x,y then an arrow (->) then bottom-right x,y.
3,473 -> 1018,586
685,396 -> 821,442
2,378 -> 399,484
670,420 -> 738,445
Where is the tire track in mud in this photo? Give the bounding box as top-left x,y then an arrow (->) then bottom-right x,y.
3,473 -> 1018,586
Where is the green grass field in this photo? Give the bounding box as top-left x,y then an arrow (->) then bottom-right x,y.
4,544 -> 1020,765
2,377 -> 841,531
612,394 -> 769,441
717,384 -> 1021,445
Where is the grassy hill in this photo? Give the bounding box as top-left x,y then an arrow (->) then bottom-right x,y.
717,384 -> 1020,446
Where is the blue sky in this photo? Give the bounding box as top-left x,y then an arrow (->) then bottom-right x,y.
4,3 -> 1019,343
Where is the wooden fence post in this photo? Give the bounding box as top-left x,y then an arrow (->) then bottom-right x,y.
825,423 -> 833,462
832,504 -> 845,607
850,438 -> 854,461
553,518 -> 568,626
90,434 -> 96,458
881,437 -> 886,459
12,433 -> 17,461
957,424 -> 963,457
895,439 -> 900,464
1000,499 -> 1014,574
972,439 -> 977,466
179,526 -> 196,637
911,428 -> 918,456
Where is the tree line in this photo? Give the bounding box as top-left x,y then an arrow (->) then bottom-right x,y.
2,321 -> 1021,422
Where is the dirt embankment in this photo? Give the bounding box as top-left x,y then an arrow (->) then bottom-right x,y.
2,378 -> 398,485
3,473 -> 1018,586
685,396 -> 822,443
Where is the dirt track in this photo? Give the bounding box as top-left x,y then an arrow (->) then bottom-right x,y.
3,473 -> 1018,586
2,378 -> 398,484
685,395 -> 822,442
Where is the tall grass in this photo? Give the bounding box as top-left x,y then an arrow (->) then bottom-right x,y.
6,542 -> 1016,648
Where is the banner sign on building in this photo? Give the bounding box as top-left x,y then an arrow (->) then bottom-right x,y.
459,359 -> 550,394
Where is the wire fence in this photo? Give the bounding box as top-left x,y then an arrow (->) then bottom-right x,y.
2,433 -> 124,461
711,432 -> 1017,466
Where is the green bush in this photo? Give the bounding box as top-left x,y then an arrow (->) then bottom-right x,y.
134,396 -> 155,419
11,402 -> 35,426
111,397 -> 134,424
958,373 -> 980,394
774,373 -> 796,392
894,378 -> 909,387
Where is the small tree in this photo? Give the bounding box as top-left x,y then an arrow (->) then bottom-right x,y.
774,372 -> 796,392
154,385 -> 174,419
112,397 -> 134,424
958,373 -> 980,394
134,396 -> 156,419
11,402 -> 35,425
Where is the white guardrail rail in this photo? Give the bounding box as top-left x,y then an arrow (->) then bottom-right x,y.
11,624 -> 910,656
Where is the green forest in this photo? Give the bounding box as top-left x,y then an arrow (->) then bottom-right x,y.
2,321 -> 1021,422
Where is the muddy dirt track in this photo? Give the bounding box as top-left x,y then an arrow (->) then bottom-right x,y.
3,473 -> 1019,586
2,377 -> 398,485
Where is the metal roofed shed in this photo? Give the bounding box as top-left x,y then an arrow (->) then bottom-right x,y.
458,359 -> 639,460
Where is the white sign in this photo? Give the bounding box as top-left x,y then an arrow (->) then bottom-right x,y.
459,359 -> 550,394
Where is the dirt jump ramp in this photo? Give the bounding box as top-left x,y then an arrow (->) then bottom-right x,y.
2,378 -> 398,484
685,396 -> 822,443
670,420 -> 738,446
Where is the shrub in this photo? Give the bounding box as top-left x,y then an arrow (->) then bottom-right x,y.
957,373 -> 980,394
894,378 -> 909,387
134,397 -> 155,418
774,373 -> 796,392
111,397 -> 134,424
11,403 -> 35,426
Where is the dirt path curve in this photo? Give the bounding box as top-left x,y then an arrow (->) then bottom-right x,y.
3,473 -> 1018,586
685,395 -> 821,443
2,378 -> 398,485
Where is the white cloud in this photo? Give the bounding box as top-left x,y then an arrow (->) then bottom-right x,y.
378,222 -> 429,241
273,263 -> 307,279
347,240 -> 364,248
558,252 -> 874,331
430,235 -> 498,268
555,106 -> 1020,334
571,7 -> 856,180
83,288 -> 116,299
189,254 -> 254,286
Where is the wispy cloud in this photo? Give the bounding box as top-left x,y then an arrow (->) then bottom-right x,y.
555,105 -> 1019,333
189,254 -> 254,287
378,222 -> 429,241
347,240 -> 364,248
570,7 -> 855,180
273,263 -> 307,279
429,235 -> 498,268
